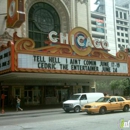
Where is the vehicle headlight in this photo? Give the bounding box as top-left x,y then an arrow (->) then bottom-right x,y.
91,105 -> 98,108
69,104 -> 73,108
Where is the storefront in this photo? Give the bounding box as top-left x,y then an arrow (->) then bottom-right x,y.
0,84 -> 90,106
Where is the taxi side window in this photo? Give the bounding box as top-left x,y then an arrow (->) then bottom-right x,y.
110,98 -> 116,102
117,97 -> 124,102
80,95 -> 87,100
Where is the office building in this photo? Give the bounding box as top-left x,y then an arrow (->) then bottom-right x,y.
91,0 -> 130,55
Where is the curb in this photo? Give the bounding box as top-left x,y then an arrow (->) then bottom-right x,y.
0,108 -> 63,117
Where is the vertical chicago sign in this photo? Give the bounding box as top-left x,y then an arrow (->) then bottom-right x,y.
7,0 -> 25,28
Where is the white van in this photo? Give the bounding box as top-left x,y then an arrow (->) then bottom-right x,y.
63,92 -> 104,113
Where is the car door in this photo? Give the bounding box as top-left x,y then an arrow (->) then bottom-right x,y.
79,94 -> 88,107
109,97 -> 120,110
117,97 -> 125,110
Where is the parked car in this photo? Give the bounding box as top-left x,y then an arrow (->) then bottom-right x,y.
81,96 -> 130,114
63,92 -> 104,113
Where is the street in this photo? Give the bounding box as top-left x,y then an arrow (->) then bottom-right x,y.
0,109 -> 129,130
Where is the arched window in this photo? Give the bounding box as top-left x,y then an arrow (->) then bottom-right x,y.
28,2 -> 60,48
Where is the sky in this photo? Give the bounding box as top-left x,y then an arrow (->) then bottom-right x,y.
90,0 -> 98,11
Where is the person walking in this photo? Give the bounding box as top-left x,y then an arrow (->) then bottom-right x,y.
16,97 -> 23,111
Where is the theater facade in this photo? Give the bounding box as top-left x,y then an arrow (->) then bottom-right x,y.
0,0 -> 130,107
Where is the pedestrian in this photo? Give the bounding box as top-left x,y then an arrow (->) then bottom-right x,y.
104,93 -> 109,96
16,97 -> 23,111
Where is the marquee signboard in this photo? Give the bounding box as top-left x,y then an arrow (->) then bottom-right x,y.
0,27 -> 130,76
18,54 -> 128,74
0,42 -> 14,73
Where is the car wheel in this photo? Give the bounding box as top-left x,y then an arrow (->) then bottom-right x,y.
87,111 -> 91,115
99,107 -> 106,114
74,106 -> 80,113
123,105 -> 129,112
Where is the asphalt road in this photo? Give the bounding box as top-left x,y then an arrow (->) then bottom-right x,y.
0,109 -> 130,130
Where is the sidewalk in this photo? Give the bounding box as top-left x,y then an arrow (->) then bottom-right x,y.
0,105 -> 63,117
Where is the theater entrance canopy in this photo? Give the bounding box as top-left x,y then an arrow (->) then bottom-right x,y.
0,27 -> 130,85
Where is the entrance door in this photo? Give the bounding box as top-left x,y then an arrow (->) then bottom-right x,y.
57,89 -> 68,103
24,90 -> 33,104
14,88 -> 21,98
24,88 -> 41,105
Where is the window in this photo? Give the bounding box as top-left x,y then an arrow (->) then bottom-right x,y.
122,39 -> 124,42
124,13 -> 127,19
121,33 -> 124,36
117,26 -> 120,30
118,38 -> 120,42
118,44 -> 121,48
125,34 -> 128,37
110,98 -> 116,102
120,12 -> 122,18
125,28 -> 128,31
120,21 -> 123,24
116,11 -> 118,17
117,97 -> 124,102
121,27 -> 123,30
122,45 -> 125,48
117,32 -> 120,36
126,40 -> 128,43
124,22 -> 127,25
28,2 -> 60,48
80,95 -> 87,100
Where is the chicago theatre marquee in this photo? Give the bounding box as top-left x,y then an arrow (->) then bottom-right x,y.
0,0 -> 130,106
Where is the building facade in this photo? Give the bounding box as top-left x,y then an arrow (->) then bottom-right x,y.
0,0 -> 129,108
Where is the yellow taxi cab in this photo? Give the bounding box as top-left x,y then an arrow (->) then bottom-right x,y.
81,96 -> 130,114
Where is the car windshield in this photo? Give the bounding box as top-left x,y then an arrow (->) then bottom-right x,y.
69,95 -> 80,100
96,97 -> 110,102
